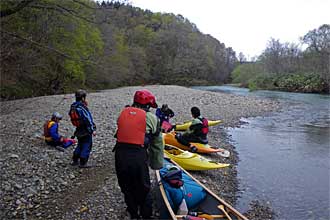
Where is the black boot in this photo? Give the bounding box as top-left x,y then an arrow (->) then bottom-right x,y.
79,157 -> 93,168
71,154 -> 79,166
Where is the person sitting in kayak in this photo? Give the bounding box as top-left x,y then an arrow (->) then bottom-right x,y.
44,112 -> 76,151
175,107 -> 209,152
156,104 -> 175,132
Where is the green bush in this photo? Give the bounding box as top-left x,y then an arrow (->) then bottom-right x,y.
247,73 -> 327,93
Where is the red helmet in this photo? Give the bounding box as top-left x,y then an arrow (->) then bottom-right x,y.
134,89 -> 158,108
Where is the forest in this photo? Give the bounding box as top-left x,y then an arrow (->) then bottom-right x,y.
0,0 -> 236,100
1,0 -> 329,100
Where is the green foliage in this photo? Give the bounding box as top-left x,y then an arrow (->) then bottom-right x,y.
247,73 -> 328,93
275,73 -> 327,93
233,24 -> 330,94
1,0 -> 103,98
231,63 -> 264,86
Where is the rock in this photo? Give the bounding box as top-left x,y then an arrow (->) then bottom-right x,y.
9,154 -> 19,159
14,183 -> 23,190
0,85 -> 279,220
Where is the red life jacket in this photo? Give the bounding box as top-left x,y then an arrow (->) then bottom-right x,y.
69,105 -> 81,127
116,107 -> 146,145
200,117 -> 209,135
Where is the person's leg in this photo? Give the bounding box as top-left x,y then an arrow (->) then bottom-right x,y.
136,150 -> 152,219
175,133 -> 190,146
115,147 -> 141,219
46,140 -> 65,152
72,138 -> 82,165
62,138 -> 76,149
138,182 -> 152,219
175,133 -> 198,152
79,135 -> 92,166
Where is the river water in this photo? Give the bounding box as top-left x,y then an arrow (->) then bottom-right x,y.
193,86 -> 330,220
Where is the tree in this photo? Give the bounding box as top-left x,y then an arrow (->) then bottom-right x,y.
301,24 -> 330,86
238,52 -> 246,63
0,0 -> 103,98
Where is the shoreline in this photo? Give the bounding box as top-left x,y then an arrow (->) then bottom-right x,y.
0,85 -> 279,219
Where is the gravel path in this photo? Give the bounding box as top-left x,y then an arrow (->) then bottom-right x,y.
0,85 -> 279,220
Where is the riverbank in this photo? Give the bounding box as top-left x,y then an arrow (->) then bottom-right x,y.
0,85 -> 279,219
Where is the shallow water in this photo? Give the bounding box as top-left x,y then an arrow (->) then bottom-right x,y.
193,86 -> 330,220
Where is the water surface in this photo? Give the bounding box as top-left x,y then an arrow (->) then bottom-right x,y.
194,86 -> 330,220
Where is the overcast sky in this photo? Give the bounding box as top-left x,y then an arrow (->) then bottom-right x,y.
130,0 -> 330,60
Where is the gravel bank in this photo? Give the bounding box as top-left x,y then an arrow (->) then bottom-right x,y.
0,85 -> 278,220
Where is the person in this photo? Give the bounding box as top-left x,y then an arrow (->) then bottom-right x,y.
68,89 -> 96,168
156,104 -> 175,126
114,89 -> 164,219
44,112 -> 76,151
175,107 -> 209,152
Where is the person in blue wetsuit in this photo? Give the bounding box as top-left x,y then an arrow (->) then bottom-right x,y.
69,89 -> 96,168
156,104 -> 175,126
44,112 -> 76,151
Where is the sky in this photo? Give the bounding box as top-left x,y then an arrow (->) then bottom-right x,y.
129,0 -> 330,60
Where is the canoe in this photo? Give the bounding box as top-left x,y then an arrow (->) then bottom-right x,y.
163,132 -> 230,157
156,157 -> 248,220
175,120 -> 222,131
164,144 -> 230,171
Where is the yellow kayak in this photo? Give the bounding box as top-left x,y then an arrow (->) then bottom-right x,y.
175,120 -> 222,131
164,145 -> 230,171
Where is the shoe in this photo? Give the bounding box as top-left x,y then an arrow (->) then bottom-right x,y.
71,161 -> 79,166
54,146 -> 65,152
78,163 -> 94,168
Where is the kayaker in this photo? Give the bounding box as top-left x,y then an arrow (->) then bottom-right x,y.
113,89 -> 164,219
175,107 -> 209,151
43,112 -> 76,151
68,89 -> 96,168
156,104 -> 175,125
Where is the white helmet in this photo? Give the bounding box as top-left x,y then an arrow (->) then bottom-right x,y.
52,112 -> 62,120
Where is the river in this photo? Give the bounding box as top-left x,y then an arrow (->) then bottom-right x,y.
193,85 -> 330,220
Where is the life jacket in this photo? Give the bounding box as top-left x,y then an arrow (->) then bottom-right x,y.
43,120 -> 55,141
199,117 -> 209,135
69,104 -> 82,127
116,107 -> 146,145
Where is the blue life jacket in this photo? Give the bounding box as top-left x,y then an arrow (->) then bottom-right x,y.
160,159 -> 206,213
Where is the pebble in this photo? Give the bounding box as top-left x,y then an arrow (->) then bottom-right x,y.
0,85 -> 279,220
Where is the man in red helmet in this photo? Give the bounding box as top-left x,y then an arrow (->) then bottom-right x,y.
114,89 -> 164,219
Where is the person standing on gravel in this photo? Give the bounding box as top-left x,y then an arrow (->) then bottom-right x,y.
114,89 -> 164,219
69,89 -> 96,168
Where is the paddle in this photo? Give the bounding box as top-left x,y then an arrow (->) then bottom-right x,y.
218,205 -> 233,220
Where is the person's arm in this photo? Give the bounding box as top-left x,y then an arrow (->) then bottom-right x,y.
146,112 -> 164,170
49,123 -> 62,142
155,108 -> 161,118
78,106 -> 96,133
168,108 -> 174,118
